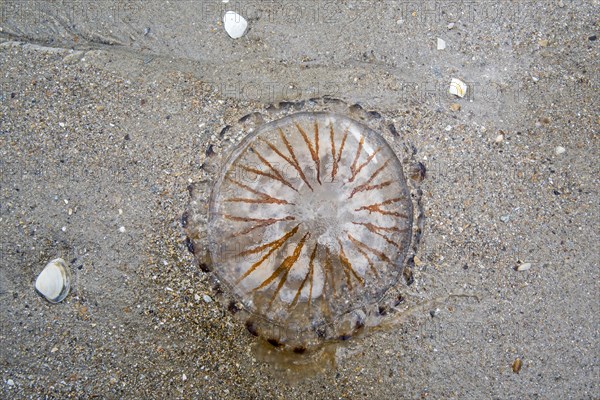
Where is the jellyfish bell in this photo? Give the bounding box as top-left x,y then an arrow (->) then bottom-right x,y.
185,99 -> 424,370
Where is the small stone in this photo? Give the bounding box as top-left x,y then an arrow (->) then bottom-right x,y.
35,258 -> 71,303
437,38 -> 446,50
118,226 -> 126,233
589,35 -> 597,41
449,78 -> 467,98
445,125 -> 452,131
202,294 -> 213,303
500,215 -> 510,223
450,103 -> 461,112
7,379 -> 14,387
194,294 -> 200,301
516,262 -> 531,271
447,22 -> 455,30
538,39 -> 549,47
96,105 -> 105,112
51,346 -> 59,353
495,134 -> 504,143
558,0 -> 565,7
223,11 -> 247,39
182,373 -> 187,381
555,146 -> 566,155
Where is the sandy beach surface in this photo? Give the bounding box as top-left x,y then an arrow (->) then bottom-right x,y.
1,1 -> 598,399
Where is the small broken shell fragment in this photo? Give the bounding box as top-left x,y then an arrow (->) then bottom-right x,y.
437,38 -> 446,50
515,262 -> 531,271
35,258 -> 71,303
512,357 -> 523,373
223,11 -> 248,39
449,78 -> 468,98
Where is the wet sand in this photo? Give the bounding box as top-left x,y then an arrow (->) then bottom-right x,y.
1,1 -> 598,398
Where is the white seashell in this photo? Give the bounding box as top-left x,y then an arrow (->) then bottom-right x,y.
223,11 -> 248,39
35,258 -> 71,303
449,78 -> 467,98
516,262 -> 531,271
437,38 -> 446,50
555,146 -> 566,155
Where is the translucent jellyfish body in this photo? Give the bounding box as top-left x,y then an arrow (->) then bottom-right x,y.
206,111 -> 418,351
